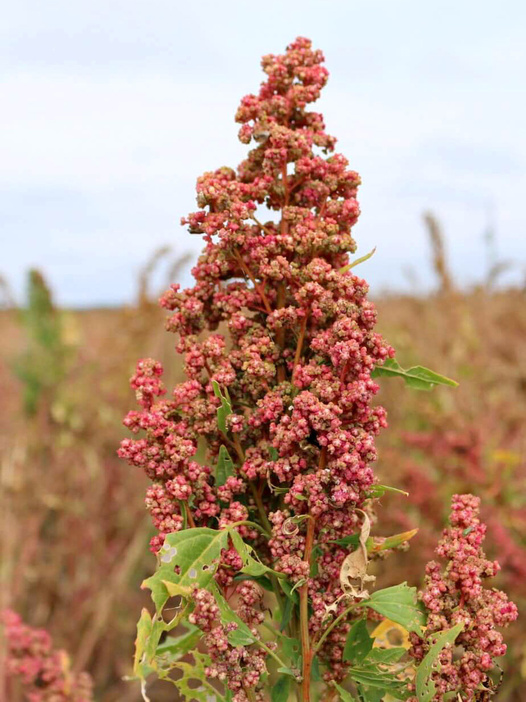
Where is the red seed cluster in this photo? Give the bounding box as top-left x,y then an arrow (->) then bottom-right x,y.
409,494 -> 518,700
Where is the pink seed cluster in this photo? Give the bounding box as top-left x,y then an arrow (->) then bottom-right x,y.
1,610 -> 93,701
409,494 -> 518,700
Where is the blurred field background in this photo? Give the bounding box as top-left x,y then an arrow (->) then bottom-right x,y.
0,216 -> 524,701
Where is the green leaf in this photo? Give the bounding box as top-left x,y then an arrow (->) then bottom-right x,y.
371,357 -> 458,391
229,529 -> 281,578
134,608 -> 153,678
143,527 -> 230,611
329,534 -> 360,548
339,246 -> 377,273
271,676 -> 290,702
370,529 -> 419,554
415,623 -> 464,702
333,682 -> 358,701
362,583 -> 426,635
280,635 -> 301,669
155,623 -> 202,661
277,666 -> 298,678
368,647 -> 406,664
311,655 -> 321,682
216,445 -> 235,487
368,484 -> 409,498
357,686 -> 385,702
210,582 -> 257,647
348,666 -> 406,693
164,650 -> 227,701
343,618 -> 373,663
212,380 -> 232,433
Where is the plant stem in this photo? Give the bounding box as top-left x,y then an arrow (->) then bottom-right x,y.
234,250 -> 272,314
293,315 -> 308,372
300,516 -> 315,701
184,502 -> 196,529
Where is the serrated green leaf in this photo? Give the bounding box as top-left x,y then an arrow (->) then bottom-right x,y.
212,380 -> 232,433
229,529 -> 281,578
362,583 -> 426,635
333,682 -> 358,701
216,445 -> 235,487
271,675 -> 290,702
343,618 -> 373,663
415,623 -> 464,702
210,582 -> 257,647
371,358 -> 458,391
143,528 -> 230,612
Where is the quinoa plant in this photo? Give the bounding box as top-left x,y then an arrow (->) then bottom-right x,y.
120,38 -> 517,702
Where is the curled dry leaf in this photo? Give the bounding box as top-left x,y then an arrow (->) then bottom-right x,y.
340,510 -> 376,600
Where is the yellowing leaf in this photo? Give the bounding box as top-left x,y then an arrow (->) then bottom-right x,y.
371,618 -> 411,650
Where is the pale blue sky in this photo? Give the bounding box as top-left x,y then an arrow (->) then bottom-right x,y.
2,0 -> 525,305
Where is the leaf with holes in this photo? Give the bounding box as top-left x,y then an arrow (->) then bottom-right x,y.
143,528 -> 230,612
159,650 -> 226,702
216,445 -> 235,487
134,608 -> 153,679
212,380 -> 232,433
133,609 -> 169,680
415,623 -> 464,702
361,583 -> 426,635
343,618 -> 373,663
371,358 -> 458,391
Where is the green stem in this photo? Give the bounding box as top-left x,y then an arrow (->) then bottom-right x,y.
254,638 -> 289,671
312,605 -> 357,655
